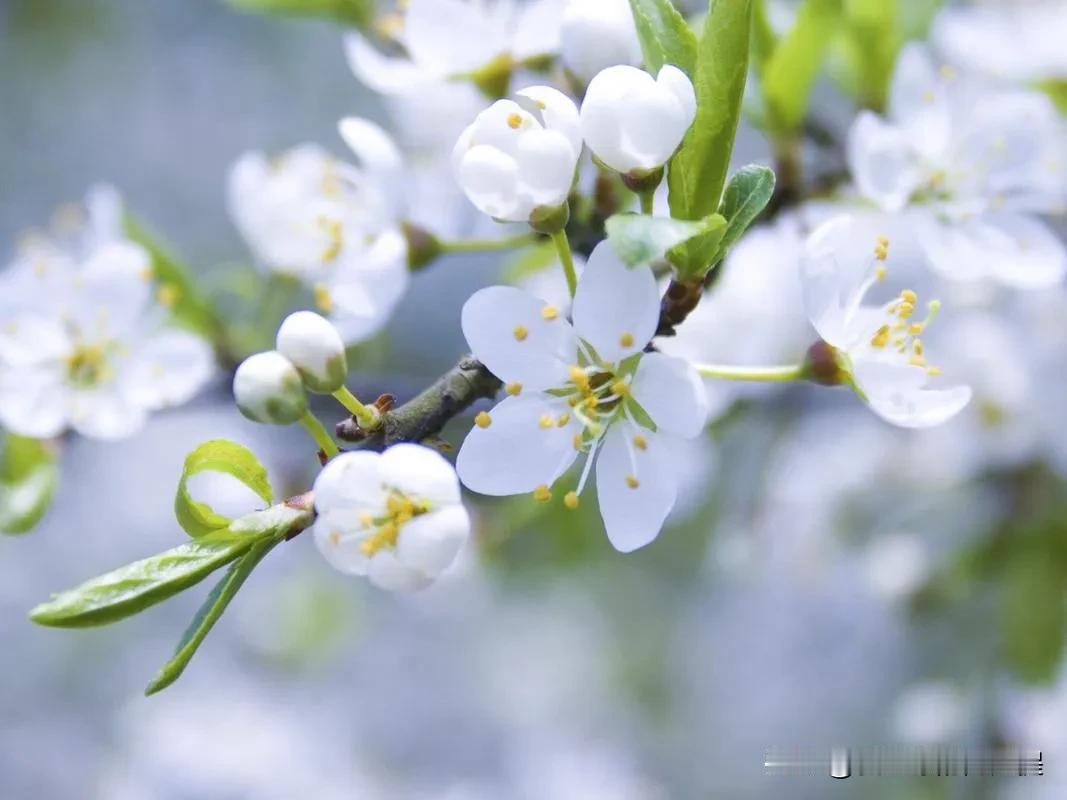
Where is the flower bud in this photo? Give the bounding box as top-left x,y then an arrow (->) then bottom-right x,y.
276,311 -> 348,393
560,0 -> 642,83
580,65 -> 697,174
233,351 -> 308,424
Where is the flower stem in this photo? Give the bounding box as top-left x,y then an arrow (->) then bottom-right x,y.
298,411 -> 339,458
694,363 -> 806,382
439,233 -> 536,254
551,229 -> 578,297
639,190 -> 654,215
332,386 -> 380,430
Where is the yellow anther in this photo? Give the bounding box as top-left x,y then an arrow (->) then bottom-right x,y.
556,413 -> 570,427
900,289 -> 918,304
506,382 -> 522,396
506,112 -> 523,129
876,235 -> 889,247
564,491 -> 580,510
625,474 -> 640,489
912,339 -> 924,356
474,411 -> 492,429
619,331 -> 635,348
875,265 -> 887,282
156,284 -> 180,308
572,432 -> 584,450
314,283 -> 334,313
870,325 -> 891,349
633,434 -> 647,451
926,365 -> 942,377
320,218 -> 344,262
569,365 -> 589,388
939,64 -> 957,81
541,304 -> 559,320
513,324 -> 528,341
908,323 -> 924,334
360,521 -> 399,556
539,413 -> 554,429
329,530 -> 341,545
139,265 -> 154,281
584,395 -> 599,409
909,354 -> 926,367
358,512 -> 374,528
610,380 -> 630,397
567,396 -> 580,407
922,89 -> 936,104
533,484 -> 552,503
896,302 -> 915,319
534,99 -> 547,110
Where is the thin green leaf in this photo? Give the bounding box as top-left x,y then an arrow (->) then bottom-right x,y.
667,0 -> 752,226
0,435 -> 58,535
761,0 -> 842,134
175,439 -> 273,539
145,537 -> 278,695
718,165 -> 776,253
666,215 -> 727,279
628,0 -> 698,75
226,0 -> 373,27
605,213 -> 711,267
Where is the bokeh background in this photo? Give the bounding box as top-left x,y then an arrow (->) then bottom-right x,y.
2,1 -> 1066,798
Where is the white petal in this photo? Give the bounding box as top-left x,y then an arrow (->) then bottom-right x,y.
121,329 -> 214,410
595,425 -> 677,552
396,505 -> 470,576
368,550 -> 433,592
313,511 -> 372,576
337,116 -> 405,219
456,394 -> 579,496
512,0 -> 566,60
67,387 -> 148,440
516,85 -> 582,155
403,0 -> 500,75
847,112 -> 921,212
868,383 -> 973,429
618,78 -> 690,169
379,443 -> 462,507
328,229 -> 410,343
888,43 -> 950,159
461,285 -> 577,389
0,314 -> 70,367
578,66 -> 630,172
343,32 -> 429,94
312,450 -> 386,515
571,241 -> 658,363
0,365 -> 68,438
657,65 -> 697,126
629,353 -> 708,437
456,145 -> 524,221
515,128 -> 578,208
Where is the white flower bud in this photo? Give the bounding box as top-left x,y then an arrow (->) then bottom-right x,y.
233,351 -> 308,425
579,64 -> 697,175
560,0 -> 642,83
275,311 -> 348,393
452,86 -> 582,224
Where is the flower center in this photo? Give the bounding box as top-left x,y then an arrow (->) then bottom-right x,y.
358,490 -> 431,557
65,343 -> 113,388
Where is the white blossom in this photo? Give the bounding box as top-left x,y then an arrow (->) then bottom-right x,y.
456,241 -> 708,552
275,311 -> 348,393
311,444 -> 470,591
560,0 -> 642,83
800,215 -> 972,428
232,351 -> 307,425
846,43 -> 1067,288
579,64 -> 696,175
452,85 -> 582,223
228,120 -> 409,343
0,187 -> 214,440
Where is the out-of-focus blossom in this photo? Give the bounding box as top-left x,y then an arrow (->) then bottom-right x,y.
452,86 -> 581,222
232,351 -> 307,425
275,311 -> 348,394
228,121 -> 409,343
312,444 -> 470,591
847,44 -> 1067,288
864,532 -> 929,601
801,215 -> 972,428
457,242 -> 707,552
891,681 -> 970,743
580,65 -> 696,175
0,187 -> 214,440
560,0 -> 642,84
933,1 -> 1067,84
658,215 -> 810,420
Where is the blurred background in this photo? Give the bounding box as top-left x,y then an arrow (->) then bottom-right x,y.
2,1 -> 1067,798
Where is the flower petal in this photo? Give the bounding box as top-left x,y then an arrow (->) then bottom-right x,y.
595,425 -> 677,552
461,285 -> 577,389
456,394 -> 579,496
367,550 -> 433,592
403,0 -> 503,75
515,128 -> 578,208
455,144 -> 524,221
312,450 -> 387,515
396,505 -> 470,576
571,241 -> 658,363
0,365 -> 67,439
68,387 -> 148,440
629,352 -> 708,437
343,32 -> 428,94
853,359 -> 972,429
379,443 -> 462,507
121,329 -> 214,410
313,510 -> 372,576
847,111 -> 921,212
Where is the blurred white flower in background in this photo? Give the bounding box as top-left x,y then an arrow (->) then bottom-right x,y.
457,243 -> 707,551
559,0 -> 642,84
228,119 -> 410,343
891,681 -> 970,743
864,531 -> 930,601
0,186 -> 214,440
312,444 -> 471,591
847,44 -> 1067,288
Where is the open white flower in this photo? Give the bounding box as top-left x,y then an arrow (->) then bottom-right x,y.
560,0 -> 642,83
846,44 -> 1067,288
312,444 -> 470,592
452,86 -> 582,223
0,189 -> 214,440
579,64 -> 696,175
456,242 -> 708,552
800,215 -> 972,428
228,120 -> 409,343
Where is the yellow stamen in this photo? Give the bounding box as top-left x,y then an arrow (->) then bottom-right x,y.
507,113 -> 523,129
625,475 -> 640,489
633,434 -> 647,451
329,530 -> 341,545
539,413 -> 554,429
896,302 -> 915,319
619,331 -> 634,348
572,433 -> 584,450
314,283 -> 333,313
506,382 -> 522,396
926,365 -> 942,377
533,484 -> 552,503
569,365 -> 589,389
564,491 -> 580,510
610,380 -> 630,397
319,218 -> 343,262
358,512 -> 374,528
900,289 -> 918,304
541,305 -> 559,321
156,284 -> 180,308
360,521 -> 399,556
556,413 -> 570,427
474,411 -> 492,429
870,325 -> 891,349
875,265 -> 887,281
513,324 -> 528,341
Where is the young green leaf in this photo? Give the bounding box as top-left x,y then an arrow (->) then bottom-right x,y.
761,0 -> 843,134
718,165 -> 776,253
175,439 -> 273,539
0,435 -> 58,535
667,0 -> 752,224
628,0 -> 698,75
145,537 -> 278,695
605,213 -> 712,267
666,215 -> 727,280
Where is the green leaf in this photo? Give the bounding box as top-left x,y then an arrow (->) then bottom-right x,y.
667,0 -> 753,224
833,0 -> 900,111
123,213 -> 222,342
0,435 -> 58,535
666,215 -> 727,279
1002,549 -> 1065,684
718,165 -> 776,253
225,0 -> 373,27
761,0 -> 843,133
628,0 -> 698,75
145,537 -> 278,695
605,213 -> 713,267
175,439 -> 273,539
